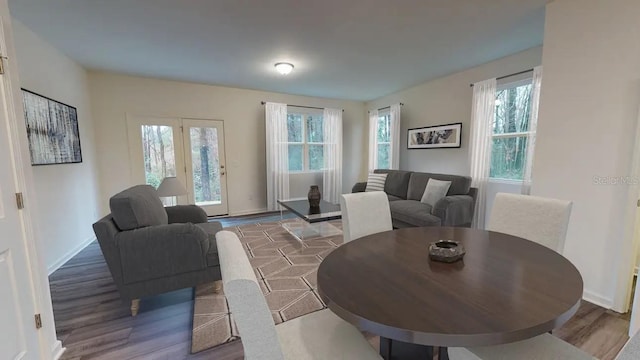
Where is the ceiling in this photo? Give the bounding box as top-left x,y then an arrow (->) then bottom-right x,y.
9,0 -> 547,101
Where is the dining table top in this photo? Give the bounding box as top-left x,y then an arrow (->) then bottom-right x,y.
317,226 -> 584,348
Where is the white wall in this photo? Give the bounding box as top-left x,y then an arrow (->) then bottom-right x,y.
364,47 -> 542,178
532,0 -> 640,309
12,20 -> 100,273
89,72 -> 366,216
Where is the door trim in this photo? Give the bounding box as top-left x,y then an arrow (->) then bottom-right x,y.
0,2 -> 61,357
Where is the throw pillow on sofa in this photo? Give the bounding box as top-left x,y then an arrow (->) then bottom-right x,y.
421,179 -> 452,207
365,173 -> 388,192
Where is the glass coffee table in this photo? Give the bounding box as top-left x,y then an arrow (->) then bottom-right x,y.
277,199 -> 342,241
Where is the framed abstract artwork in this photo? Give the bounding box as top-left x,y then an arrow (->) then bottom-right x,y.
22,89 -> 82,165
407,122 -> 462,149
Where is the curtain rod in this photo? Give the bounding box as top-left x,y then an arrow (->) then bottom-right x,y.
469,69 -> 534,87
368,103 -> 404,113
260,101 -> 343,112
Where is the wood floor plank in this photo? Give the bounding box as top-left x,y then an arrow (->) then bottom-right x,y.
49,214 -> 631,359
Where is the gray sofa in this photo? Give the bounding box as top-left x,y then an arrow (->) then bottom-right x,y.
353,169 -> 476,228
92,185 -> 223,315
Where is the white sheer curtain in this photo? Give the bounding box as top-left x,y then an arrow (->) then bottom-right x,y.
522,66 -> 543,195
323,108 -> 342,204
469,79 -> 497,229
389,104 -> 401,169
368,109 -> 379,173
265,102 -> 289,211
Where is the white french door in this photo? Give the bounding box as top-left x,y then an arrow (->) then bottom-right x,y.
0,7 -> 44,359
127,115 -> 229,216
181,119 -> 228,216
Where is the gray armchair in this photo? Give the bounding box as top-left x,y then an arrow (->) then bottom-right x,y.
92,185 -> 222,316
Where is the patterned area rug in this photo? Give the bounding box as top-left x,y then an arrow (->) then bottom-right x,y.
190,218 -> 343,353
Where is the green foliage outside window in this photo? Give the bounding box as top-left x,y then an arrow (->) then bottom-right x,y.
489,83 -> 533,180
287,113 -> 325,171
376,114 -> 391,169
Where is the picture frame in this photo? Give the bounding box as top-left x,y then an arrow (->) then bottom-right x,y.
21,89 -> 82,165
407,122 -> 462,149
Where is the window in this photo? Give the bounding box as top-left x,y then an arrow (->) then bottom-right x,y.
287,112 -> 324,172
376,111 -> 391,169
490,79 -> 533,180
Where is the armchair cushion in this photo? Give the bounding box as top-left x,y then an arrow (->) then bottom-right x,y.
432,195 -> 475,226
110,185 -> 168,230
166,205 -> 208,224
116,222 -> 209,284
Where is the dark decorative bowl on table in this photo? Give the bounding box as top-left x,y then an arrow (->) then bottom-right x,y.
429,240 -> 465,263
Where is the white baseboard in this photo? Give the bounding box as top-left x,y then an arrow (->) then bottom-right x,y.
47,236 -> 95,275
51,340 -> 65,360
583,289 -> 614,309
228,208 -> 269,217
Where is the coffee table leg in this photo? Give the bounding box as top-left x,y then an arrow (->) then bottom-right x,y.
438,346 -> 449,360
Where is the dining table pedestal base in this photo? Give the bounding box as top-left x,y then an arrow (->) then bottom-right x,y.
379,337 -> 449,360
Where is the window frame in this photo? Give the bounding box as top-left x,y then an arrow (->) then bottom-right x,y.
376,110 -> 392,170
489,77 -> 534,181
287,108 -> 326,173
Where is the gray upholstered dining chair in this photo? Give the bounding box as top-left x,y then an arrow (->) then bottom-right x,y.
616,329 -> 640,360
215,230 -> 381,360
488,192 -> 572,253
340,191 -> 393,243
449,193 -> 581,359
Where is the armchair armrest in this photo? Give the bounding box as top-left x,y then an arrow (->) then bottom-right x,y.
352,182 -> 367,193
115,223 -> 210,284
432,195 -> 474,227
165,205 -> 208,224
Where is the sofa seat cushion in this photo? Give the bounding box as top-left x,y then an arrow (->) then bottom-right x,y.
110,185 -> 168,230
387,194 -> 403,202
390,200 -> 441,227
197,222 -> 223,267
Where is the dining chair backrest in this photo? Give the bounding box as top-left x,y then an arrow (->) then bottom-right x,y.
215,231 -> 285,360
488,193 -> 572,253
340,191 -> 393,243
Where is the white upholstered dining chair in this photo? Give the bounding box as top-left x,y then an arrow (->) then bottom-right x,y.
340,191 -> 393,244
449,193 -> 582,360
488,192 -> 572,253
215,230 -> 381,360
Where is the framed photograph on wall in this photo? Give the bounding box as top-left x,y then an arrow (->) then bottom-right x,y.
407,122 -> 462,149
22,89 -> 82,165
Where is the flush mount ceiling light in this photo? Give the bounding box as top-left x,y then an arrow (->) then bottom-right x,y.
275,62 -> 294,75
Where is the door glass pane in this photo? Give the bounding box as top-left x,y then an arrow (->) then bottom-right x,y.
490,136 -> 528,180
141,125 -> 176,188
288,144 -> 303,171
190,127 -> 221,205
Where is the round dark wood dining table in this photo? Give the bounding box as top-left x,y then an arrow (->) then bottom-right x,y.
317,227 -> 584,360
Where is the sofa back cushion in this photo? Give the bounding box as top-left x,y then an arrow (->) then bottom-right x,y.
110,185 -> 168,231
407,172 -> 472,200
374,169 -> 412,199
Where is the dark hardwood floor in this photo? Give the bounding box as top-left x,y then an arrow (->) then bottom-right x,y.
50,213 -> 630,359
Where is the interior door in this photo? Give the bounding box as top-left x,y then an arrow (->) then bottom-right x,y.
0,16 -> 43,359
182,119 -> 228,216
127,115 -> 188,204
